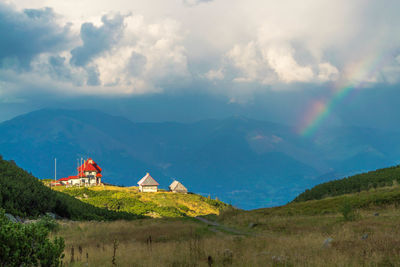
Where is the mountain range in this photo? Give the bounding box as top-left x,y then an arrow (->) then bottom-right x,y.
1,109 -> 400,209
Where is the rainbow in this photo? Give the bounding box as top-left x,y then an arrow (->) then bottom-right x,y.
297,52 -> 392,137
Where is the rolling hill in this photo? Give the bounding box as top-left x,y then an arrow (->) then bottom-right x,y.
293,164 -> 400,202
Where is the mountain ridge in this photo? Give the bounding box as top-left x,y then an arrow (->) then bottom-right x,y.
1,108 -> 400,209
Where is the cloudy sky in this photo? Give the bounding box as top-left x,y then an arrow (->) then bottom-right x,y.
1,0 -> 400,131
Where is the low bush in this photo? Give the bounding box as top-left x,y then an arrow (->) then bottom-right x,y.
340,200 -> 357,221
0,209 -> 65,266
37,215 -> 60,232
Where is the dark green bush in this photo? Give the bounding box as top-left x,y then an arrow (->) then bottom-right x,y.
37,215 -> 59,232
340,200 -> 357,221
0,209 -> 65,266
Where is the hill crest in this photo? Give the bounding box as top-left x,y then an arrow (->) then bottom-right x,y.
51,185 -> 228,218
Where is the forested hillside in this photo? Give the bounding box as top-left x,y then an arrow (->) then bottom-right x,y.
293,165 -> 400,202
0,155 -> 137,220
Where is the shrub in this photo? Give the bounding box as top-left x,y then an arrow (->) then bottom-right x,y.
340,200 -> 357,221
0,209 -> 65,266
37,215 -> 59,232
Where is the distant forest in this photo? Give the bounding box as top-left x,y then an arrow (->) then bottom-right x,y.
294,165 -> 400,202
0,155 -> 139,220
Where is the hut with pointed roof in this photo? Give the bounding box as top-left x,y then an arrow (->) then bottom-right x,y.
169,180 -> 188,193
138,173 -> 159,192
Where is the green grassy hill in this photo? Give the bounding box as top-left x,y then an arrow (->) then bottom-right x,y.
293,165 -> 400,202
0,156 -> 137,220
53,185 -> 229,218
249,185 -> 400,217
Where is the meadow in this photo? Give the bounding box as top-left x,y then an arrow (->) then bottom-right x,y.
48,181 -> 400,266
54,203 -> 400,266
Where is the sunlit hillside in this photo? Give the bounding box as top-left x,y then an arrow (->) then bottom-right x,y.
52,185 -> 229,218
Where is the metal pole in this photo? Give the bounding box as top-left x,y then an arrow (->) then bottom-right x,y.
54,158 -> 57,181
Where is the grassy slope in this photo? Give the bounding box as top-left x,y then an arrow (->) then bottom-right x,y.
52,185 -> 228,217
52,169 -> 400,266
294,164 -> 400,202
252,186 -> 400,217
56,193 -> 400,266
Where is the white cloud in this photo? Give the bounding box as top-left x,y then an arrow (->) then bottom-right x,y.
318,63 -> 339,82
223,38 -> 330,85
0,9 -> 190,96
83,15 -> 190,94
262,44 -> 314,83
227,42 -> 266,83
182,0 -> 213,7
3,0 -> 400,98
204,68 -> 224,80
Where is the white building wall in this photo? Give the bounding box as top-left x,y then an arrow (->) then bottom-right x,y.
70,179 -> 81,186
141,185 -> 158,192
89,178 -> 97,185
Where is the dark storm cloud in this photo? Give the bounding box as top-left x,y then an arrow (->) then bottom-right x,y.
0,3 -> 71,70
48,56 -> 73,80
70,14 -> 126,67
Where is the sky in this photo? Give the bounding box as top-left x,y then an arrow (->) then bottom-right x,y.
1,0 -> 400,133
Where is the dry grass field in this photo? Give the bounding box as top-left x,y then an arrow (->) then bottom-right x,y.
54,205 -> 400,266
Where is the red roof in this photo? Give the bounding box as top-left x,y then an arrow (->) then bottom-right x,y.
84,164 -> 98,172
58,158 -> 102,182
77,158 -> 102,173
59,175 -> 79,181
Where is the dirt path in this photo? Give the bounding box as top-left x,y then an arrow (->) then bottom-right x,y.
194,216 -> 249,236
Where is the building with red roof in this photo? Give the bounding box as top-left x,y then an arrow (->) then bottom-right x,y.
76,158 -> 102,185
58,158 -> 103,186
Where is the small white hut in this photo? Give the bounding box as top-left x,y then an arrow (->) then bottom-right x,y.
138,173 -> 159,192
169,180 -> 188,193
